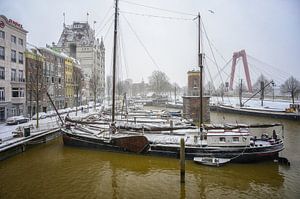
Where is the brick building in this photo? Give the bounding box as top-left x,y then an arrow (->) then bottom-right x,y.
183,70 -> 210,123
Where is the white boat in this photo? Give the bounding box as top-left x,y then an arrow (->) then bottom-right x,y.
193,157 -> 231,167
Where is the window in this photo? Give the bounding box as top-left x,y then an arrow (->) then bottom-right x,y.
51,76 -> 54,83
11,50 -> 16,62
11,69 -> 16,81
11,87 -> 24,98
18,52 -> 23,64
12,88 -> 18,97
0,87 -> 4,101
20,88 -> 24,97
0,67 -> 4,79
0,30 -> 4,39
18,70 -> 23,82
18,38 -> 23,46
58,77 -> 61,84
219,137 -> 226,143
11,35 -> 16,44
233,137 -> 239,142
0,46 -> 4,60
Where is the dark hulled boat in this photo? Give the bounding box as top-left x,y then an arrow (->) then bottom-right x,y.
62,127 -> 149,153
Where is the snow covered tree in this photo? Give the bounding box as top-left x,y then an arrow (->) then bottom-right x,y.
253,74 -> 272,94
148,70 -> 170,95
280,76 -> 300,104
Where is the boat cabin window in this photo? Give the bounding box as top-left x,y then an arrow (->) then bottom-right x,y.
219,137 -> 226,143
233,137 -> 239,142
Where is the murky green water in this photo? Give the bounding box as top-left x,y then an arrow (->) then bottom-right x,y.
1,112 -> 299,198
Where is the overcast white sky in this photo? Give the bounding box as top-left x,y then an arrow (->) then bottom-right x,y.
1,0 -> 299,87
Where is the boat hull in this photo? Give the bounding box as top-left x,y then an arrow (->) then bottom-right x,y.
61,129 -> 284,163
149,141 -> 284,163
62,130 -> 150,154
210,105 -> 300,121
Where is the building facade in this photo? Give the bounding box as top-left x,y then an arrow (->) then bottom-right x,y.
183,70 -> 210,123
55,21 -> 105,104
64,56 -> 74,108
25,49 -> 46,118
0,15 -> 27,120
38,47 -> 66,111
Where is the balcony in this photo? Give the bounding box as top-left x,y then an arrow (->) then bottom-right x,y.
11,97 -> 25,104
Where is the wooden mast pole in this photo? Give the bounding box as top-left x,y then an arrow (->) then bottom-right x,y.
198,13 -> 203,128
112,0 -> 119,123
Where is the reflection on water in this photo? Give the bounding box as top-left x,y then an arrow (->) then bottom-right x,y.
0,112 -> 299,198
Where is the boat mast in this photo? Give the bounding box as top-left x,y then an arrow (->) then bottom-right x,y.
198,13 -> 203,127
112,0 -> 119,123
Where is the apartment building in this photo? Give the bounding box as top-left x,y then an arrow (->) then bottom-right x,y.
55,21 -> 105,103
0,15 -> 27,120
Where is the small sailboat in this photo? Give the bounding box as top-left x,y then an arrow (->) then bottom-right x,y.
193,157 -> 231,167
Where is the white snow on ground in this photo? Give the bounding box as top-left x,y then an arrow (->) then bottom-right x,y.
211,97 -> 299,111
0,104 -> 102,146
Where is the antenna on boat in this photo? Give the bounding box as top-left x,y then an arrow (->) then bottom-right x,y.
112,0 -> 119,123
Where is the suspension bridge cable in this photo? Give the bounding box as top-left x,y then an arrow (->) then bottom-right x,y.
248,60 -> 287,84
247,58 -> 286,81
120,0 -> 196,16
121,14 -> 161,71
247,54 -> 292,78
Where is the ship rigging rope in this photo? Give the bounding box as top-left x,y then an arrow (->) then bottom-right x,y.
121,14 -> 161,71
96,14 -> 114,37
202,20 -> 226,88
201,20 -> 234,105
120,10 -> 194,21
118,20 -> 130,80
120,0 -> 196,17
103,19 -> 114,40
95,9 -> 115,37
210,57 -> 233,81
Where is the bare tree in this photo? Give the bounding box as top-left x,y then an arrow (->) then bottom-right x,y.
253,74 -> 272,94
89,72 -> 99,110
73,67 -> 84,115
205,81 -> 215,95
117,79 -> 133,97
148,70 -> 170,95
25,49 -> 47,122
117,81 -> 125,97
106,75 -> 112,101
217,83 -> 225,102
234,79 -> 247,95
280,76 -> 300,104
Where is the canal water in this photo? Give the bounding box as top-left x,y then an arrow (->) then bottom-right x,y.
0,112 -> 299,198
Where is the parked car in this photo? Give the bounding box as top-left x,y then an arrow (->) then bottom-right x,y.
32,112 -> 47,120
6,116 -> 30,125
